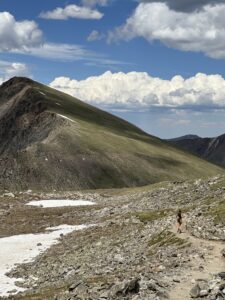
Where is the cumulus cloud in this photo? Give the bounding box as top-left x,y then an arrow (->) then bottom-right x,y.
108,3 -> 225,59
39,4 -> 103,20
0,60 -> 30,84
49,71 -> 225,111
0,12 -> 42,51
140,0 -> 225,12
87,30 -> 104,41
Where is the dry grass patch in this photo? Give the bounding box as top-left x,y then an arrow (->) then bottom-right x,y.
136,209 -> 173,224
148,230 -> 191,255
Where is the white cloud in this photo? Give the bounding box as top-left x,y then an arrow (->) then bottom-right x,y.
0,12 -> 124,67
49,71 -> 225,110
40,4 -> 103,20
108,3 -> 225,59
140,0 -> 225,12
14,43 -> 94,61
0,12 -> 92,60
159,117 -> 191,126
87,30 -> 104,41
0,61 -> 30,84
81,0 -> 110,7
177,119 -> 191,125
0,12 -> 42,51
13,42 -> 125,68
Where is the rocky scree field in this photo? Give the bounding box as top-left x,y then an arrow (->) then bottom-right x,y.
1,176 -> 225,299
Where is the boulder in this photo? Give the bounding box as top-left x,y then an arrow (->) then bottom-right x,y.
110,278 -> 140,296
218,273 -> 225,280
190,284 -> 200,298
199,289 -> 208,297
3,192 -> 15,198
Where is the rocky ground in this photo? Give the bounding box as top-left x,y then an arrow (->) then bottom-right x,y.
1,176 -> 225,299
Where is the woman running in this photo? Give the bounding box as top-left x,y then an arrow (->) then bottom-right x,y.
177,209 -> 182,234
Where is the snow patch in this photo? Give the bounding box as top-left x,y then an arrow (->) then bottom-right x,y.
26,199 -> 95,208
0,224 -> 90,297
58,114 -> 75,123
39,92 -> 46,96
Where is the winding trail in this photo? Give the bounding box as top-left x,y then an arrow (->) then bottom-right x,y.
169,226 -> 225,300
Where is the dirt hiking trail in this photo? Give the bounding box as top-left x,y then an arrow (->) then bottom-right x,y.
169,225 -> 225,299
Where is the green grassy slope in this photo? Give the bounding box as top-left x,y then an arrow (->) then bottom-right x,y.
0,77 -> 224,191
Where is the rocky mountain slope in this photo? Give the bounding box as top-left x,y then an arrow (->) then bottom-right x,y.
0,77 -> 223,191
169,134 -> 225,167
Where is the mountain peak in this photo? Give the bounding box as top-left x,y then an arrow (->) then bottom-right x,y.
0,76 -> 35,90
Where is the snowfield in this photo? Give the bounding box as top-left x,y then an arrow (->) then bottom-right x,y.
26,199 -> 95,208
0,224 -> 90,297
58,114 -> 75,123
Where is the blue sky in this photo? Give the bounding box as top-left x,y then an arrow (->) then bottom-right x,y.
1,0 -> 225,138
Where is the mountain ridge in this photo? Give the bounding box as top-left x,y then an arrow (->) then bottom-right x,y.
167,134 -> 200,142
169,133 -> 225,167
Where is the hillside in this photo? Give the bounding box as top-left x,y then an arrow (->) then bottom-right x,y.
0,77 -> 223,191
169,134 -> 225,167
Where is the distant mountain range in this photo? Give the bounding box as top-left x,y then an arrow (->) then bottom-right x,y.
0,77 -> 223,191
168,134 -> 225,167
167,135 -> 200,142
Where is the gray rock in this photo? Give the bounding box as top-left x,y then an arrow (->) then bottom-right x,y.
216,291 -> 225,300
156,290 -> 169,299
68,281 -> 82,292
99,291 -> 109,299
218,273 -> 225,280
173,278 -> 181,283
110,278 -> 140,296
147,282 -> 158,292
219,283 -> 225,291
72,283 -> 88,297
3,192 -> 15,198
114,254 -> 124,263
199,289 -> 208,297
198,280 -> 209,292
190,284 -> 201,298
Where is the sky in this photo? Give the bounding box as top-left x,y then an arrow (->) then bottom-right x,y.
1,0 -> 225,138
